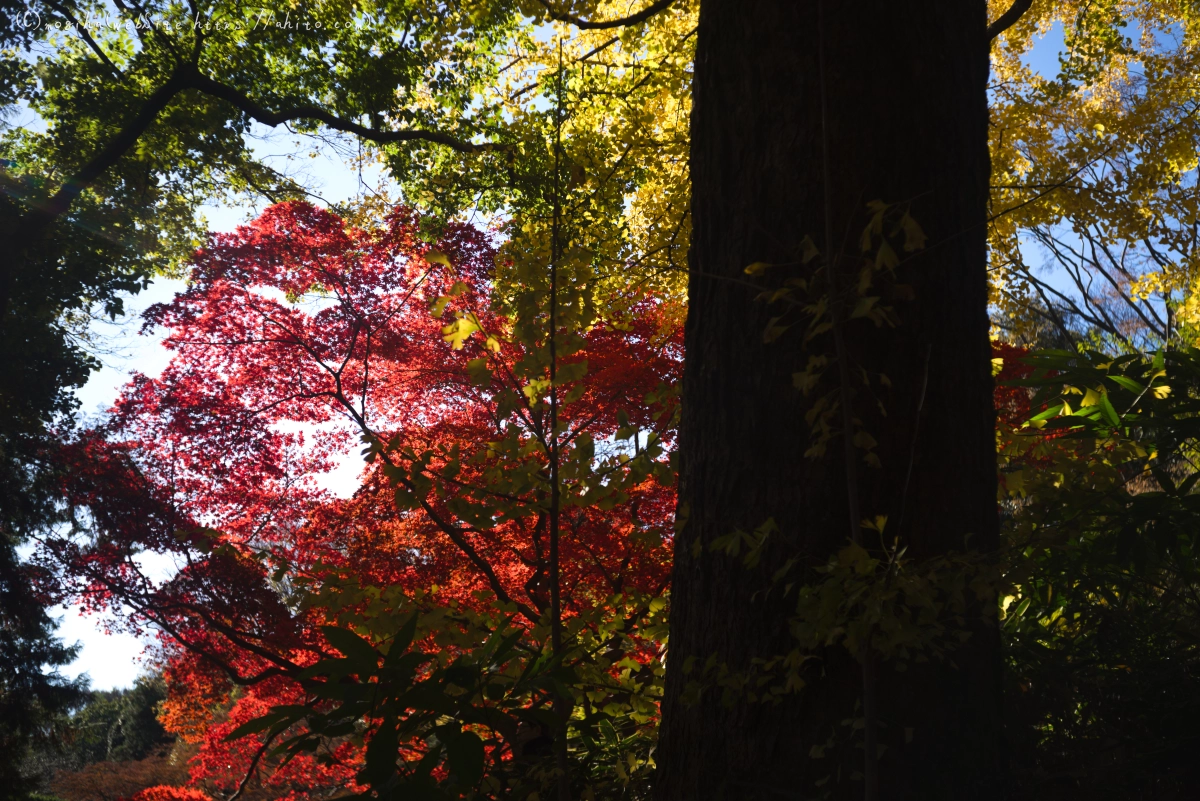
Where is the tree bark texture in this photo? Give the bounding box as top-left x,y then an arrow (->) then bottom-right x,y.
657,1 -> 1001,799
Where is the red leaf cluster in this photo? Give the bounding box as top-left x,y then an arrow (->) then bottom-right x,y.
123,787 -> 212,801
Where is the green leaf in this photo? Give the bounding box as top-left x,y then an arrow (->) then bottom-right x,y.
1007,597 -> 1032,627
394,484 -> 420,511
222,711 -> 287,742
1098,390 -> 1121,427
363,718 -> 400,789
445,730 -> 485,787
522,377 -> 551,401
900,212 -> 926,251
800,236 -> 820,264
297,656 -> 351,682
466,357 -> 491,387
849,296 -> 880,320
1107,375 -> 1145,394
763,317 -> 791,343
321,626 -> 380,675
874,240 -> 898,271
555,359 -> 589,384
385,613 -> 420,668
1027,403 -> 1065,425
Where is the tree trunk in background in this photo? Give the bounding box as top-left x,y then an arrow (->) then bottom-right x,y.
657,1 -> 1001,800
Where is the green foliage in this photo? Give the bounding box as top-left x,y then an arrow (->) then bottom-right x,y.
687,518 -> 1002,715
0,1 -> 525,782
64,677 -> 170,766
0,542 -> 87,798
999,347 -> 1200,798
744,201 -> 923,465
18,675 -> 170,796
787,541 -> 998,672
226,574 -> 667,800
225,612 -> 535,800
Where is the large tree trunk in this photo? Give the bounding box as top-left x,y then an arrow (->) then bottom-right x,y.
657,1 -> 1001,799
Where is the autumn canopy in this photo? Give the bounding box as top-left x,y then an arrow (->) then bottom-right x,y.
5,0 -> 1200,800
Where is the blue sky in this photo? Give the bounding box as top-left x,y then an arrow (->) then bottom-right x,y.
56,127 -> 392,691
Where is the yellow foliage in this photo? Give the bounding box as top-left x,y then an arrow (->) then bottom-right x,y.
988,0 -> 1200,348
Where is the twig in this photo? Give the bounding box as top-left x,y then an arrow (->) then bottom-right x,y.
535,0 -> 675,30
228,729 -> 283,801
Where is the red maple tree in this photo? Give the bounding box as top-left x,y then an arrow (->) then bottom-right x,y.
41,201 -> 681,797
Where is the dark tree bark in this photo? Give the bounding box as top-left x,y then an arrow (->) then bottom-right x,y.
657,2 -> 1001,800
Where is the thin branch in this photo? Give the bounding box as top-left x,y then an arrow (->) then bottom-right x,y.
508,37 -> 620,101
182,69 -> 504,154
46,0 -> 123,77
987,0 -> 1034,41
11,63 -> 501,285
535,0 -> 675,30
36,66 -> 188,222
228,729 -> 282,801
